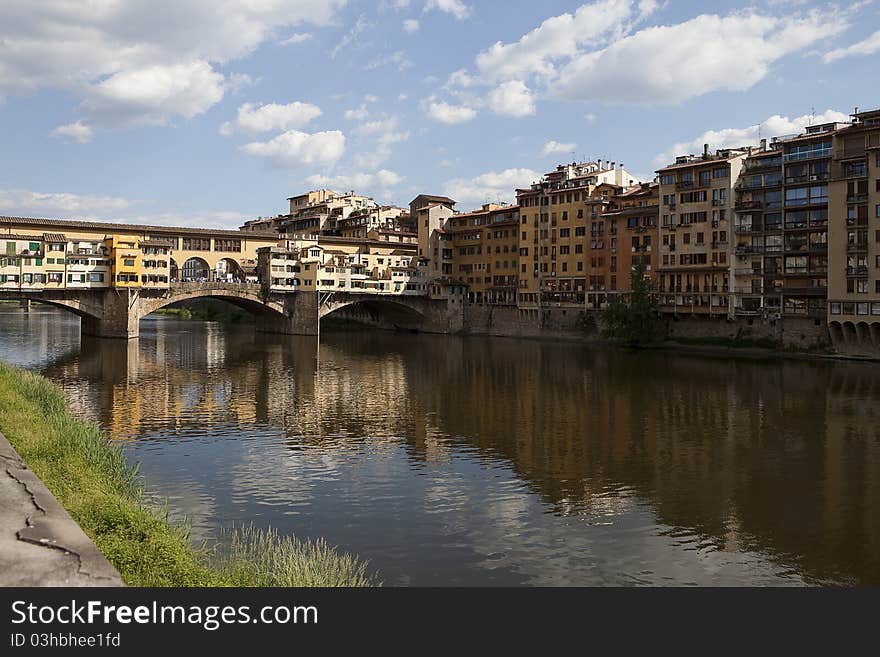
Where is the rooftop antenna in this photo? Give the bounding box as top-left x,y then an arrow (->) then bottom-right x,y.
809,106 -> 815,126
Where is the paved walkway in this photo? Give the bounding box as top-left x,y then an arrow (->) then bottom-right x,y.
0,431 -> 123,586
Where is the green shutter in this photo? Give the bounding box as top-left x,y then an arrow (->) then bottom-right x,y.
6,242 -> 14,255
35,258 -> 42,266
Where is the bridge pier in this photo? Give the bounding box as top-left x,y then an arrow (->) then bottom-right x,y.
81,289 -> 140,340
19,298 -> 31,312
255,291 -> 320,337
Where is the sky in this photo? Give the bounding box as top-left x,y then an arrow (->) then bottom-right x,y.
0,0 -> 878,228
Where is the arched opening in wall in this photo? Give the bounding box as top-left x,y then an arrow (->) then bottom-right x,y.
143,293 -> 283,325
321,299 -> 426,333
214,258 -> 248,283
828,321 -> 843,346
170,258 -> 179,283
181,257 -> 210,282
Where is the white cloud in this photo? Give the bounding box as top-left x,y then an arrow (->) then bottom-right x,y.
221,101 -> 322,135
654,109 -> 850,166
50,121 -> 94,144
824,29 -> 880,62
473,0 -> 644,84
0,1 -> 346,129
488,80 -> 536,117
584,112 -> 597,123
332,14 -> 371,58
424,0 -> 471,20
542,140 -> 577,157
281,32 -> 313,45
81,61 -> 225,127
352,117 -> 410,169
345,104 -> 370,121
241,130 -> 346,168
365,94 -> 380,103
0,189 -> 132,218
306,169 -> 404,191
403,19 -> 420,33
424,98 -> 477,124
448,3 -> 848,109
554,10 -> 848,104
444,168 -> 542,206
366,51 -> 413,71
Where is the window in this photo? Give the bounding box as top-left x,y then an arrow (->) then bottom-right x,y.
123,258 -> 135,267
215,239 -> 242,252
182,237 -> 211,251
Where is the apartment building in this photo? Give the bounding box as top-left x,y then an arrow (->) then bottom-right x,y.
601,182 -> 660,297
336,205 -> 408,239
733,123 -> 845,319
258,236 -> 426,296
828,108 -> 880,351
414,196 -> 456,278
445,203 -> 520,305
657,146 -> 748,315
516,161 -> 641,308
279,190 -> 377,235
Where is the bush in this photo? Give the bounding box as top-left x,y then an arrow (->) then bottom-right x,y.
600,262 -> 665,347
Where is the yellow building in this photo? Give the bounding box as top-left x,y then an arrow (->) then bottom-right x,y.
657,146 -> 749,316
446,203 -> 520,305
516,162 -> 639,308
104,235 -> 142,288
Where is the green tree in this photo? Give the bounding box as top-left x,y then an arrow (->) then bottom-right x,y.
601,260 -> 664,347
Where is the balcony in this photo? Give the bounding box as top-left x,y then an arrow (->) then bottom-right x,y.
735,268 -> 763,276
845,266 -> 869,277
675,180 -> 694,191
783,147 -> 832,162
735,200 -> 763,211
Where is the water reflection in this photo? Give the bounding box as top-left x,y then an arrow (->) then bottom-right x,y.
1,305 -> 880,585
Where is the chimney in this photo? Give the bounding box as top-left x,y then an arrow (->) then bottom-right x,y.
703,143 -> 709,158
760,138 -> 767,151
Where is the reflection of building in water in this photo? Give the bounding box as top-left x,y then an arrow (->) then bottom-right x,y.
36,317 -> 880,585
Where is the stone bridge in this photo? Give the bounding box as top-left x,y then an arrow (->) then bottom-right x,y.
0,283 -> 462,339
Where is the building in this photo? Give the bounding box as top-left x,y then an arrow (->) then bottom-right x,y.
516,161 -> 641,308
656,146 -> 749,316
828,108 -> 880,353
601,182 -> 660,298
279,190 -> 377,235
733,122 -> 847,320
336,205 -> 408,239
445,203 -> 520,305
414,197 -> 456,278
1,216 -> 280,287
258,235 -> 425,297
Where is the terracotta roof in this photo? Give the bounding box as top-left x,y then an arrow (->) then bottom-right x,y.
0,215 -> 277,240
411,194 -> 455,205
42,233 -> 67,242
0,233 -> 49,243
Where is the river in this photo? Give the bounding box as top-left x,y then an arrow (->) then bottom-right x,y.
2,304 -> 879,585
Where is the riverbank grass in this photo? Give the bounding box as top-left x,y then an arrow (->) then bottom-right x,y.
0,363 -> 376,587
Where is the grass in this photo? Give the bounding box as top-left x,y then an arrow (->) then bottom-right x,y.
0,363 -> 377,587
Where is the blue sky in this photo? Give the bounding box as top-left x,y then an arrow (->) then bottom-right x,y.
0,0 -> 878,228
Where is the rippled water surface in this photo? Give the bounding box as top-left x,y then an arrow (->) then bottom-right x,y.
2,305 -> 879,585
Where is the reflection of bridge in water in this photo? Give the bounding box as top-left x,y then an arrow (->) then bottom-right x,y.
1,282 -> 461,339
41,324 -> 880,585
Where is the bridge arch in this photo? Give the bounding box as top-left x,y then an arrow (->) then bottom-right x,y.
138,284 -> 286,322
319,294 -> 431,331
0,295 -> 103,321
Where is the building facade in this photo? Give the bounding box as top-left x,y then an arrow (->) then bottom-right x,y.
656,147 -> 747,316
828,109 -> 880,353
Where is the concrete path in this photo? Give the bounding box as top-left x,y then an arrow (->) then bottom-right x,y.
0,431 -> 123,586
